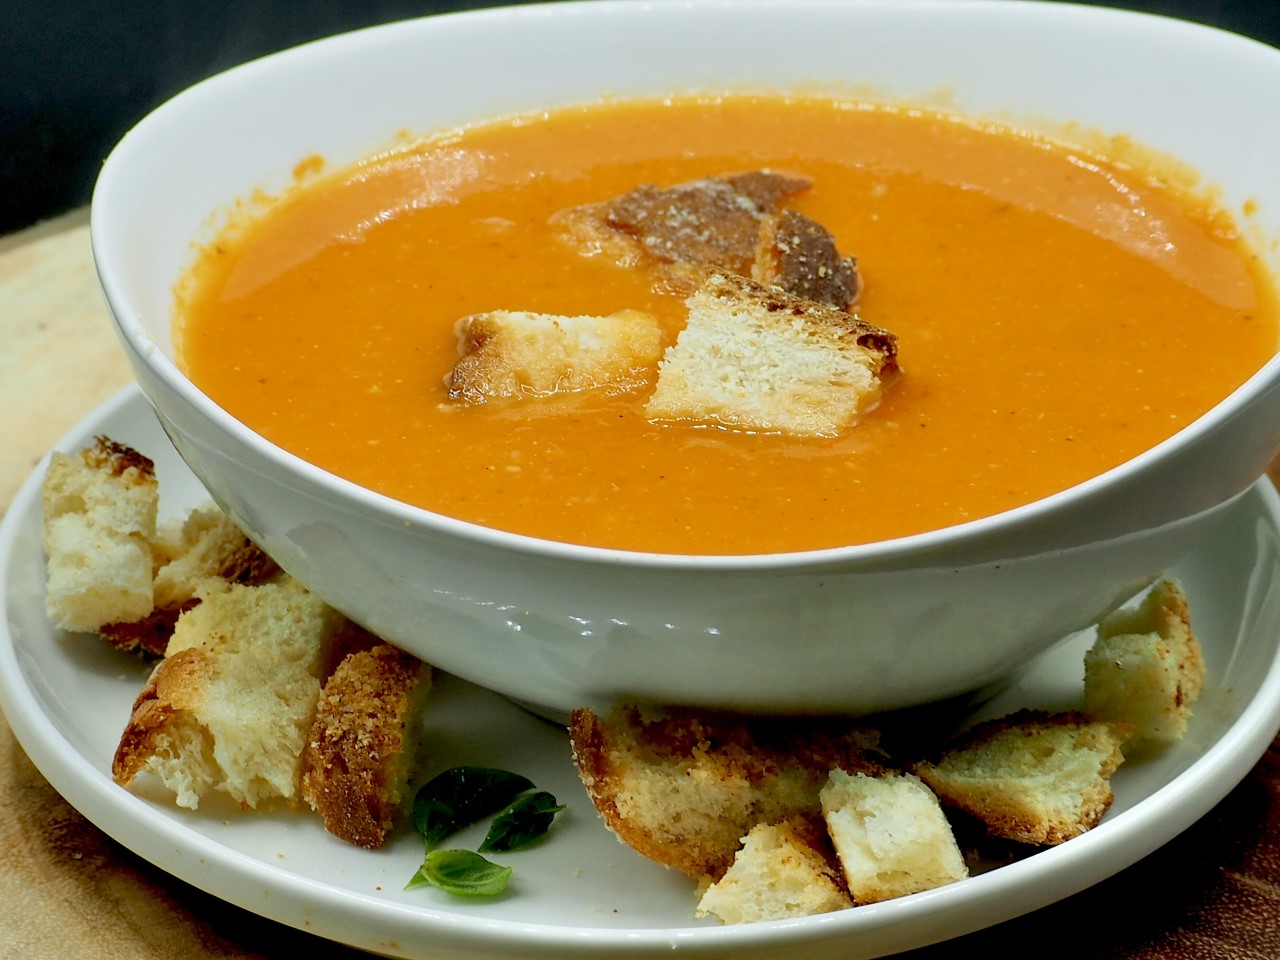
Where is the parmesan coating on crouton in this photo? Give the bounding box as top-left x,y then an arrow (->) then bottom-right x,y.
603,171 -> 810,275
756,209 -> 861,309
301,644 -> 432,848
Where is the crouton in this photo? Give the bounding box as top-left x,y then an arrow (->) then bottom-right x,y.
1085,579 -> 1204,743
914,710 -> 1131,846
755,209 -> 861,310
696,817 -> 853,923
445,308 -> 664,403
41,437 -> 158,633
602,171 -> 810,277
152,504 -> 280,608
112,579 -> 349,809
300,644 -> 432,848
568,704 -> 884,880
819,769 -> 967,904
644,272 -> 898,437
96,504 -> 281,657
553,170 -> 862,309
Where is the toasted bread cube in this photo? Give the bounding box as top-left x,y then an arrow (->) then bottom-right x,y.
42,438 -> 158,632
569,704 -> 883,879
755,209 -> 861,309
112,579 -> 346,809
1085,579 -> 1204,743
820,769 -> 967,904
554,170 -> 812,279
696,818 -> 852,923
645,273 -> 897,437
153,504 -> 279,609
914,710 -> 1130,846
446,308 -> 663,403
300,644 -> 431,849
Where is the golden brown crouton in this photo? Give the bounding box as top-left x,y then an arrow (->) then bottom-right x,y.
914,710 -> 1130,846
602,171 -> 811,276
1085,578 -> 1205,743
445,308 -> 664,403
644,272 -> 898,437
696,817 -> 853,923
820,769 -> 967,904
42,437 -> 158,634
113,579 -> 348,809
569,704 -> 884,880
97,504 -> 281,658
755,209 -> 861,309
300,644 -> 432,848
153,504 -> 280,608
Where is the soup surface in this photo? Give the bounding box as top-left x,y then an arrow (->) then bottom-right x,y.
176,96 -> 1279,554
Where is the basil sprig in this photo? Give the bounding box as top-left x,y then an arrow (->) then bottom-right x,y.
405,765 -> 565,898
410,766 -> 535,850
406,849 -> 513,897
480,791 -> 566,852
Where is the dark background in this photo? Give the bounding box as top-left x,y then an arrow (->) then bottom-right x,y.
2,0 -> 1278,235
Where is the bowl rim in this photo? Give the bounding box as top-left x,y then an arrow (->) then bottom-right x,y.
90,0 -> 1280,572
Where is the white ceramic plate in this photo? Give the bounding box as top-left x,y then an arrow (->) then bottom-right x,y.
4,386 -> 1280,960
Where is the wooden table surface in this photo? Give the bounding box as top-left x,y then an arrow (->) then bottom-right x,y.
2,211 -> 1278,958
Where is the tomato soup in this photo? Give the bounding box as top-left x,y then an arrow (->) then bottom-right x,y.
175,96 -> 1280,554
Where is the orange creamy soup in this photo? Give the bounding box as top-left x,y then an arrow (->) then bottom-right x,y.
176,96 -> 1280,554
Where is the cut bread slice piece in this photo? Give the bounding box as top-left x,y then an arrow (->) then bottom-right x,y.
552,170 -> 862,309
696,817 -> 852,923
112,579 -> 349,809
1085,578 -> 1204,744
446,308 -> 663,403
645,272 -> 898,437
152,503 -> 280,609
602,171 -> 811,276
300,643 -> 432,849
41,437 -> 159,634
820,769 -> 967,904
568,703 -> 884,880
913,710 -> 1130,845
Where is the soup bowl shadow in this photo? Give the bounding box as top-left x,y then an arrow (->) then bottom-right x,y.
91,0 -> 1280,716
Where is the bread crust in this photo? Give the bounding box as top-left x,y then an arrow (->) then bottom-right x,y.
446,308 -> 664,403
914,709 -> 1131,845
42,437 -> 159,633
696,816 -> 853,923
755,209 -> 861,310
112,647 -> 214,787
300,644 -> 432,849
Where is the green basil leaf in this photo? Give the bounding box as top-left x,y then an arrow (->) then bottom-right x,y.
411,766 -> 535,849
406,849 -> 512,897
479,790 -> 566,852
